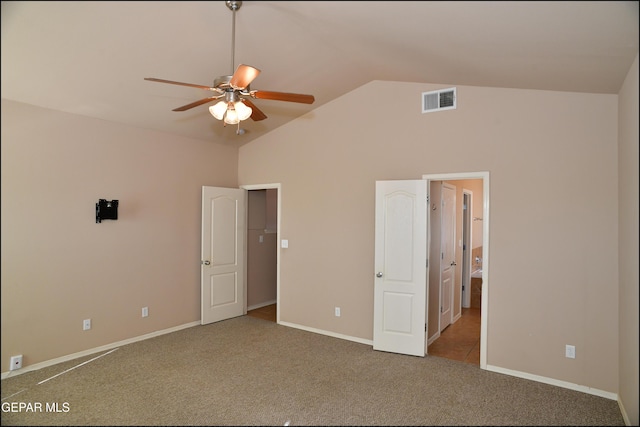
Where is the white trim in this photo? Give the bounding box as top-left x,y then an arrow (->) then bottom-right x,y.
619,398 -> 631,426
462,188 -> 473,308
279,321 -> 373,346
247,299 -> 277,311
452,311 -> 462,323
486,364 -> 618,401
240,183 -> 282,324
277,319 -> 621,403
240,183 -> 281,191
427,333 -> 440,347
0,321 -> 200,379
422,171 -> 489,370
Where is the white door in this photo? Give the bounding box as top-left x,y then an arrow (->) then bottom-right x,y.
439,183 -> 456,331
201,186 -> 246,325
373,180 -> 427,357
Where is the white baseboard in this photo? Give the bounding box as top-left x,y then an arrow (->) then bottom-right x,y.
485,364 -> 619,401
2,318 -> 623,411
278,321 -> 373,346
247,299 -> 277,311
1,321 -> 200,379
618,397 -> 631,426
427,332 -> 440,346
272,321 -> 622,404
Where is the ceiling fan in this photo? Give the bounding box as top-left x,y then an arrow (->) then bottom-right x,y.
144,0 -> 314,129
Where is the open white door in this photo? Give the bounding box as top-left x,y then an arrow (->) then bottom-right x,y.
373,180 -> 427,357
201,186 -> 246,325
440,182 -> 456,331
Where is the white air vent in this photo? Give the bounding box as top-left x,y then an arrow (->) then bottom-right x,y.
422,87 -> 456,113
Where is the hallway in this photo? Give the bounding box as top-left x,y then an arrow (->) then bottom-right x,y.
246,304 -> 276,322
427,307 -> 481,365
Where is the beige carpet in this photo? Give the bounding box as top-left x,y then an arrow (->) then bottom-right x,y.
1,316 -> 625,426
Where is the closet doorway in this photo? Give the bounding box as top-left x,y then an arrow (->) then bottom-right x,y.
245,187 -> 279,323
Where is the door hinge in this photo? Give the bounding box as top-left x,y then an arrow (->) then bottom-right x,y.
425,324 -> 427,332
426,259 -> 428,268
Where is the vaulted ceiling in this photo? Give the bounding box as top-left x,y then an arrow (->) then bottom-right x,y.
2,1 -> 638,146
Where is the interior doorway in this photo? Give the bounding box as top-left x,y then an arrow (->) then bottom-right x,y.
244,185 -> 280,323
424,172 -> 488,369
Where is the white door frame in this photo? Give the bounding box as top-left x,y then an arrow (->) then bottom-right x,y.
462,189 -> 473,309
241,183 -> 282,324
423,172 -> 489,369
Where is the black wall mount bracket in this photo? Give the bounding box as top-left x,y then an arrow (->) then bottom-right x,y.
96,199 -> 119,223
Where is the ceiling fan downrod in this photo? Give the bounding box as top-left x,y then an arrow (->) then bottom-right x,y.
225,1 -> 242,75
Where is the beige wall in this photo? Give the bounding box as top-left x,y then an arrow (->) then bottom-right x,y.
239,81 -> 620,395
617,54 -> 639,426
1,99 -> 238,370
1,66 -> 637,421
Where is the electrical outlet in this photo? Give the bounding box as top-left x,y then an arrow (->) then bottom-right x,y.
142,307 -> 148,317
335,307 -> 341,317
565,344 -> 576,359
83,319 -> 91,331
10,355 -> 23,371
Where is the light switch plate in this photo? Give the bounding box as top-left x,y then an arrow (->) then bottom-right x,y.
565,344 -> 576,359
281,239 -> 289,248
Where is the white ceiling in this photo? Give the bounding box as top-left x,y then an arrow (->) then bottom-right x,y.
2,1 -> 638,146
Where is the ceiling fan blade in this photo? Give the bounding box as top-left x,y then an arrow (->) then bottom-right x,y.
172,96 -> 222,112
229,64 -> 261,90
145,77 -> 214,91
241,99 -> 267,121
252,90 -> 315,104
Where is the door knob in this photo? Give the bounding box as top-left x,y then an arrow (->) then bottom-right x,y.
451,261 -> 457,266
376,272 -> 383,278
202,260 -> 211,265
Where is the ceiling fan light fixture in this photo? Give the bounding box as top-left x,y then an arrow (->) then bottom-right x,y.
209,101 -> 228,120
223,103 -> 240,125
210,98 -> 251,125
234,101 -> 252,121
